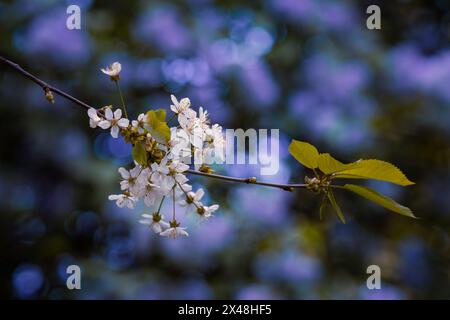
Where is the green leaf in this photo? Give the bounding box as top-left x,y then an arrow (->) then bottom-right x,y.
327,189 -> 346,223
146,109 -> 171,143
319,194 -> 328,220
152,109 -> 166,122
317,153 -> 358,175
343,184 -> 416,218
132,142 -> 147,166
288,140 -> 319,169
333,159 -> 415,186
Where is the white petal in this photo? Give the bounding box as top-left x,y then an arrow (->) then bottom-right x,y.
118,167 -> 130,179
159,228 -> 173,237
98,120 -> 111,129
177,228 -> 189,237
177,163 -> 189,172
110,125 -> 120,138
101,68 -> 110,75
178,200 -> 188,207
175,174 -> 189,185
195,188 -> 205,200
151,222 -> 162,234
139,219 -> 152,225
108,195 -> 119,200
170,94 -> 178,105
105,108 -> 113,120
125,198 -> 135,209
120,181 -> 129,190
117,118 -> 129,128
116,198 -> 125,207
160,220 -> 170,229
114,108 -> 122,119
112,62 -> 121,73
144,195 -> 155,207
130,165 -> 141,178
170,105 -> 178,113
89,119 -> 97,128
88,108 -> 98,119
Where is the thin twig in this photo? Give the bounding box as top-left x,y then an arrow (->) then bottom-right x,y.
114,80 -> 129,118
0,55 -> 308,192
187,169 -> 306,191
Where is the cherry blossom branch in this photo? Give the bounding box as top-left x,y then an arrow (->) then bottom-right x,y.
0,55 -> 93,110
0,55 -> 307,192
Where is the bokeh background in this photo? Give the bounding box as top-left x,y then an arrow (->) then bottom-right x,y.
1,0 -> 449,299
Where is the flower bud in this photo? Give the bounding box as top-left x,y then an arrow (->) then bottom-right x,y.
44,88 -> 54,104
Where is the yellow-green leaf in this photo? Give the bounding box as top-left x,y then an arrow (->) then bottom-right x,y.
327,189 -> 346,223
153,109 -> 166,122
132,142 -> 147,166
317,153 -> 358,175
146,109 -> 171,143
288,140 -> 319,169
343,184 -> 415,218
333,159 -> 414,186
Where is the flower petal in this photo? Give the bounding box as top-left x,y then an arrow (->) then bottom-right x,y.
88,108 -> 98,119
114,108 -> 122,119
171,94 -> 178,106
118,167 -> 130,179
195,188 -> 205,200
105,108 -> 113,120
98,120 -> 111,129
89,119 -> 97,128
117,118 -> 129,128
111,125 -> 119,138
151,222 -> 162,234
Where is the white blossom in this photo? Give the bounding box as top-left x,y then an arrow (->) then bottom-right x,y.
199,204 -> 219,219
179,188 -> 204,214
108,193 -> 137,209
160,226 -> 189,238
118,165 -> 145,196
99,108 -> 129,138
99,93 -> 225,238
101,62 -> 121,79
170,95 -> 192,115
139,213 -> 169,234
131,113 -> 147,133
142,183 -> 162,207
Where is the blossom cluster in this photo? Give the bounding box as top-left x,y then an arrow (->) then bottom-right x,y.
87,62 -> 222,238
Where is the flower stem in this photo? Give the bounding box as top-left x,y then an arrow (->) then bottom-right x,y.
157,196 -> 165,214
114,80 -> 129,119
167,113 -> 177,125
172,187 -> 176,221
